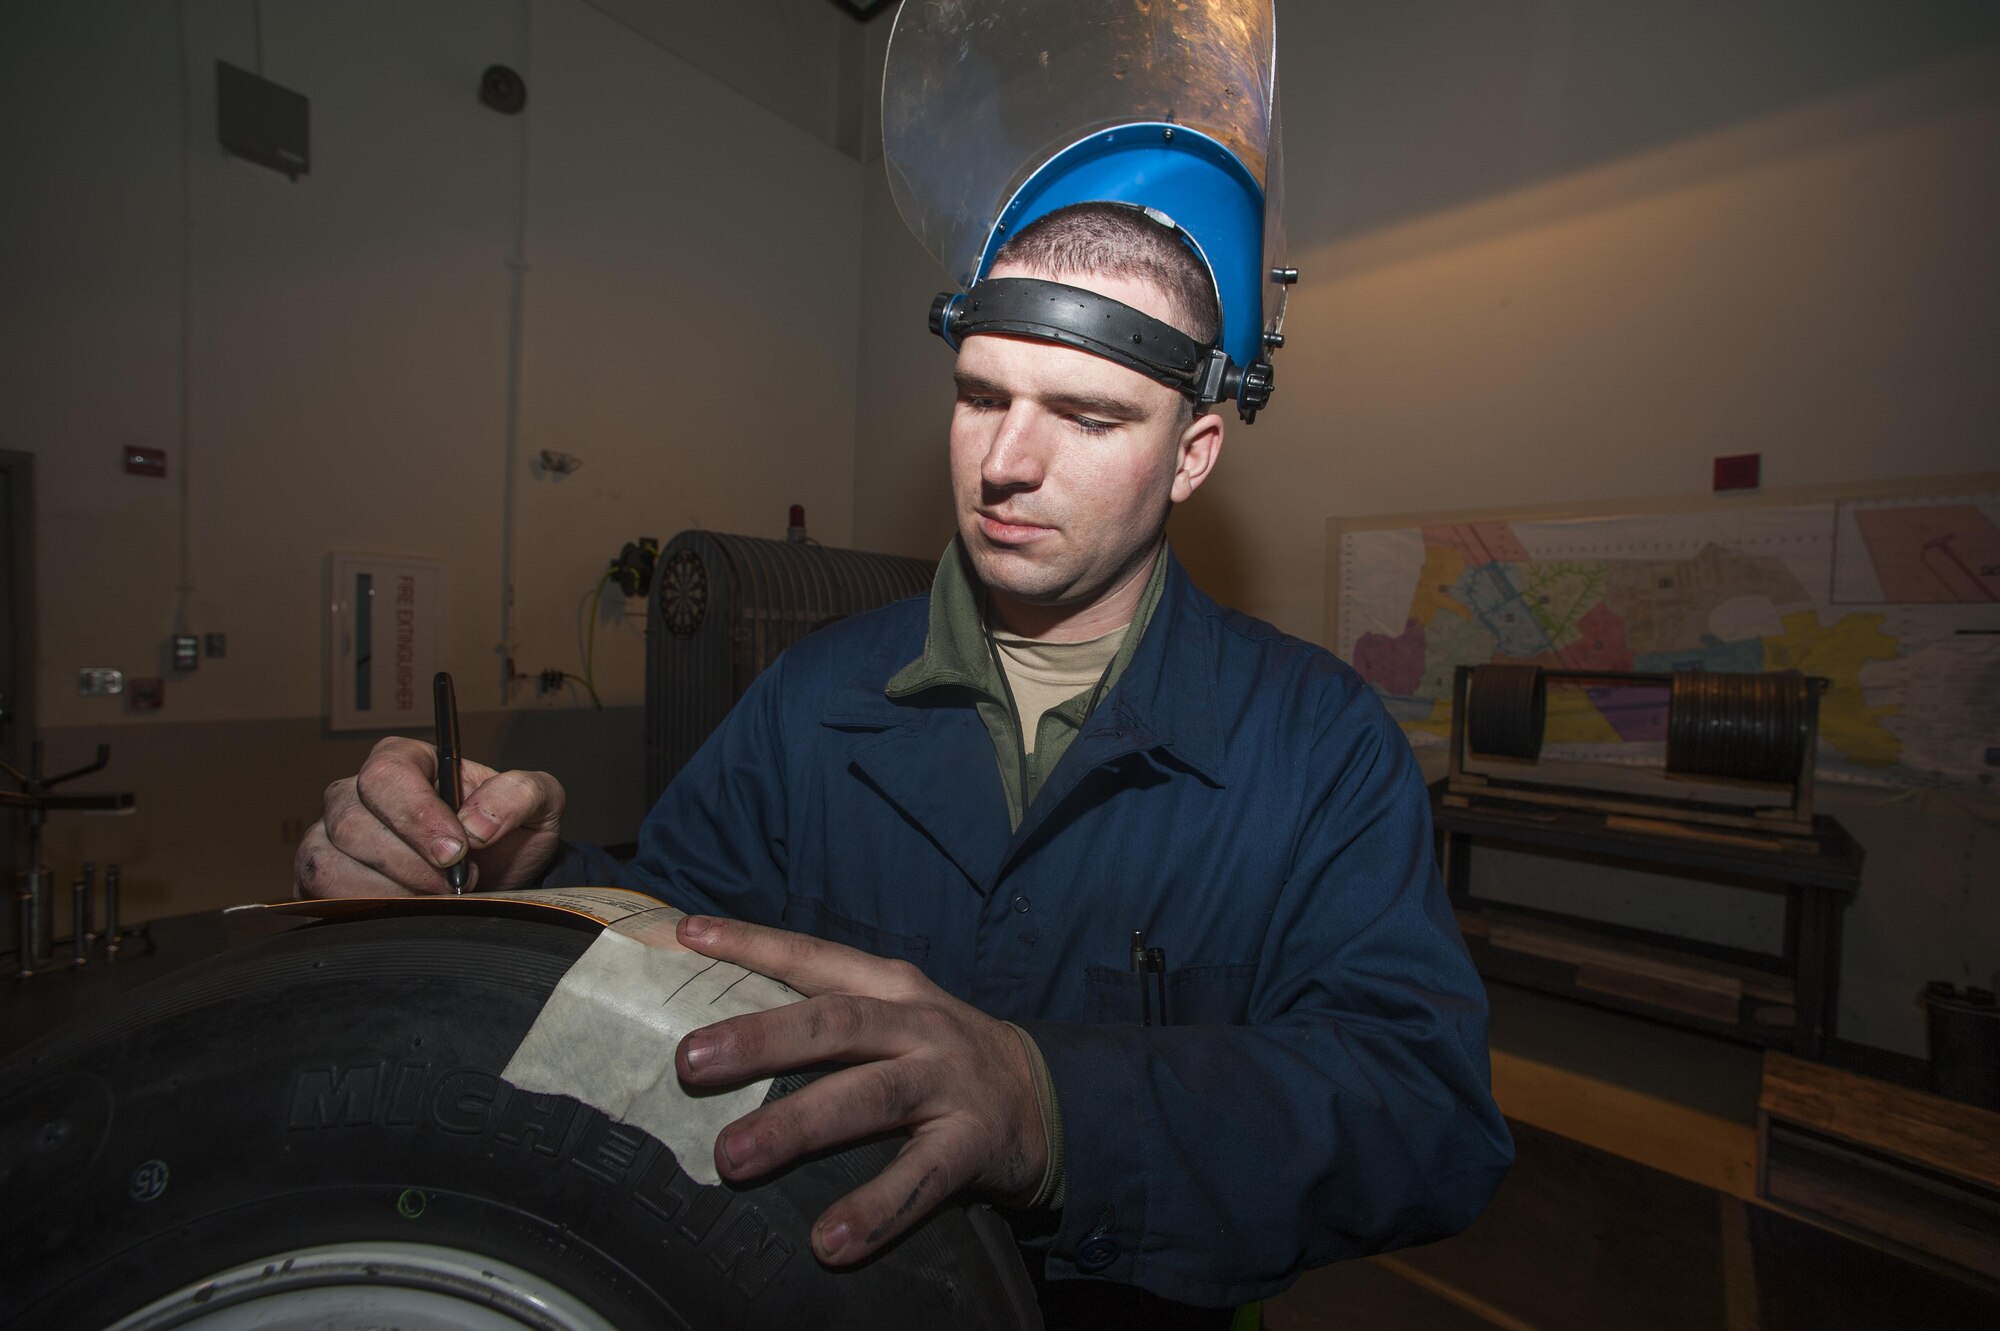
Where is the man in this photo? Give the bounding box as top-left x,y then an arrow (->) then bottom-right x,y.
297,203 -> 1512,1323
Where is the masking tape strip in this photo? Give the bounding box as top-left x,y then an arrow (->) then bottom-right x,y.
478,884 -> 675,926
243,884 -> 673,926
499,898 -> 802,1187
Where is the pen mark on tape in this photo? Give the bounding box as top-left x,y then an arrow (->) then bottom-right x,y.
662,959 -> 722,1006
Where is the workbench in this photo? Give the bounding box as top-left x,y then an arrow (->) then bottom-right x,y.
1759,1051 -> 2000,1287
1432,781 -> 1864,1059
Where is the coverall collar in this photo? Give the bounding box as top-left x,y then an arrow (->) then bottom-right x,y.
881,535 -> 1223,785
827,538 -> 1223,892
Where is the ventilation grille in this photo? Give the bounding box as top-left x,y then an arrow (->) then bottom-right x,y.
646,530 -> 935,797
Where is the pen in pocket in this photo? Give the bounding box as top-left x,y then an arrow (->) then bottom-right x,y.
1129,929 -> 1167,1026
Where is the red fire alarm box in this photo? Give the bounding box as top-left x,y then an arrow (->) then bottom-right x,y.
1713,453 -> 1761,492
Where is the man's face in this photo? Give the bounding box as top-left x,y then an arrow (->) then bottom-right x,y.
949,263 -> 1222,635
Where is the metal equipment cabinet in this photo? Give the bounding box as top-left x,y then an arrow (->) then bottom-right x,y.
1432,781 -> 1864,1060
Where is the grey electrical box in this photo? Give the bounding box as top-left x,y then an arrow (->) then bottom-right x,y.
216,60 -> 309,181
78,669 -> 125,696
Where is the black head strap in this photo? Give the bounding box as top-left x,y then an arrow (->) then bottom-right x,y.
929,277 -> 1230,403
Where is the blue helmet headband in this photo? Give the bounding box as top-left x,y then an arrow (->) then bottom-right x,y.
929,269 -> 1277,426
928,208 -> 1275,421
929,274 -> 1225,398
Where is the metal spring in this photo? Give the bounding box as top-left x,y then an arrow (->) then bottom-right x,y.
1665,671 -> 1813,785
1466,663 -> 1548,762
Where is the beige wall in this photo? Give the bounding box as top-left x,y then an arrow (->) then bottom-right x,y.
580,0 -> 865,155
3,0 -> 864,913
858,1 -> 2000,632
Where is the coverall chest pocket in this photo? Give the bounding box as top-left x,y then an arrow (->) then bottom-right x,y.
1082,963 -> 1258,1026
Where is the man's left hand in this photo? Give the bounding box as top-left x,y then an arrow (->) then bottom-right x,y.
673,915 -> 1047,1266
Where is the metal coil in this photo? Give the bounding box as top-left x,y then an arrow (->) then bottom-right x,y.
1466,664 -> 1548,762
1665,671 -> 1813,785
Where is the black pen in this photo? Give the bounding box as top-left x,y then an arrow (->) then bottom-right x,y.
433,671 -> 470,893
1130,930 -> 1167,1027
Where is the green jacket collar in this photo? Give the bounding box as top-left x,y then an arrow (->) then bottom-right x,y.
885,536 -> 1169,703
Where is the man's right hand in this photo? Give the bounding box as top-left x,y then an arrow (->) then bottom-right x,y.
293,736 -> 567,898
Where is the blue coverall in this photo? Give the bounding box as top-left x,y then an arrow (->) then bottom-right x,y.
547,549 -> 1513,1309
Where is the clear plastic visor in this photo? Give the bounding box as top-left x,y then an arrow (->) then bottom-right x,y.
884,0 -> 1279,295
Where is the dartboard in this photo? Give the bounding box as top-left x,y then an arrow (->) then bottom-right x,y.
659,549 -> 708,638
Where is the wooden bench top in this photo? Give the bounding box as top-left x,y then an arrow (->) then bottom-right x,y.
1760,1051 -> 2000,1192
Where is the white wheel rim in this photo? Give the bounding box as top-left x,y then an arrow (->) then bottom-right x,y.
98,1241 -> 624,1331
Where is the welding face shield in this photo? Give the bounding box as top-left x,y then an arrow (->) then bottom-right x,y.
883,0 -> 1291,422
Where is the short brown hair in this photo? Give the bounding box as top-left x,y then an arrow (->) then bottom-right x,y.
991,201 -> 1220,346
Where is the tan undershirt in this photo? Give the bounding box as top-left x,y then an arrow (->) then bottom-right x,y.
990,626 -> 1127,755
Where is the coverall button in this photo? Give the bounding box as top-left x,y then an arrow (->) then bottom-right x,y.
1011,895 -> 1031,913
1075,1233 -> 1120,1273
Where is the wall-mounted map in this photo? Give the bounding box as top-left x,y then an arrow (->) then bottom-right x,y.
1330,480 -> 2000,792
